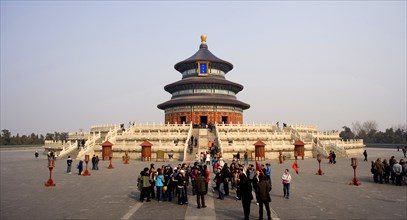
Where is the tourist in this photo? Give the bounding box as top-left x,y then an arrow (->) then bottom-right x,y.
190,164 -> 198,196
371,161 -> 378,183
214,167 -> 225,200
200,152 -> 204,164
219,154 -> 225,167
66,156 -> 72,174
222,163 -> 231,196
203,165 -> 210,194
91,155 -> 96,170
265,163 -> 272,185
383,159 -> 391,183
244,152 -> 249,167
95,156 -> 99,170
238,167 -> 253,220
194,170 -> 207,208
328,151 -> 333,164
140,167 -> 151,202
252,169 -> 261,205
164,166 -> 173,201
256,174 -> 272,220
332,151 -> 337,164
195,152 -> 199,163
77,160 -> 83,175
248,164 -> 255,184
205,152 -> 211,165
281,169 -> 291,199
236,151 -> 240,162
189,145 -> 193,154
171,167 -> 179,199
393,160 -> 403,186
137,170 -> 143,192
389,156 -> 396,184
211,157 -> 217,173
35,151 -> 39,158
230,163 -> 237,190
374,158 -> 384,184
363,150 -> 368,161
155,168 -> 164,202
403,147 -> 407,158
400,159 -> 407,185
149,166 -> 156,199
177,170 -> 188,205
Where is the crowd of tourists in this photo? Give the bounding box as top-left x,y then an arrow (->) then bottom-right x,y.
370,155 -> 407,186
136,156 -> 277,220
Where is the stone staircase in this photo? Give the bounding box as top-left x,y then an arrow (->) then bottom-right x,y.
57,148 -> 81,160
184,128 -> 217,163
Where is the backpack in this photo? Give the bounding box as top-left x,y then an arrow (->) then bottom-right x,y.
137,175 -> 142,191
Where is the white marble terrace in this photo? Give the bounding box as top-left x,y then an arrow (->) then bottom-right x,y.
48,123 -> 364,161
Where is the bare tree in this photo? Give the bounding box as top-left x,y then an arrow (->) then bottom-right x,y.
362,120 -> 378,133
352,121 -> 363,136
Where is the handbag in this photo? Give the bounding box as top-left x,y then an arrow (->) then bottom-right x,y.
163,179 -> 170,191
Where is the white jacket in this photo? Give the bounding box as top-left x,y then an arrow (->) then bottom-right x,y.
281,173 -> 292,184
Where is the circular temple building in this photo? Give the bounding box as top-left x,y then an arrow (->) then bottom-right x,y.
158,35 -> 250,125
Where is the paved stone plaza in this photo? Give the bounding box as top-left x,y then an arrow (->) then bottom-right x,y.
1,147 -> 406,220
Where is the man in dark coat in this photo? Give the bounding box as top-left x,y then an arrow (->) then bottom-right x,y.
194,171 -> 207,208
91,155 -> 96,170
238,167 -> 253,220
256,174 -> 272,220
77,160 -> 83,175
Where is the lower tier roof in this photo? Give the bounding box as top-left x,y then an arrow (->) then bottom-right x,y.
157,95 -> 250,110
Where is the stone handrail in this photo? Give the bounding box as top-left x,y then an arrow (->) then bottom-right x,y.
328,142 -> 348,157
44,140 -> 70,145
337,139 -> 365,149
57,140 -> 78,158
315,138 -> 329,157
182,123 -> 193,162
219,131 -> 291,140
214,124 -> 223,155
288,124 -> 318,132
76,133 -> 101,160
314,131 -> 341,139
90,124 -> 118,129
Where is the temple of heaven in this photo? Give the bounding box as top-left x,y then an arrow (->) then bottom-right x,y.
157,35 -> 250,125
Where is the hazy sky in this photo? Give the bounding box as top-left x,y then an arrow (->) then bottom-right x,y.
1,1 -> 406,135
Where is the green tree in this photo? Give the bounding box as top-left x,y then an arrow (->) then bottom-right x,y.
1,129 -> 11,145
339,126 -> 355,140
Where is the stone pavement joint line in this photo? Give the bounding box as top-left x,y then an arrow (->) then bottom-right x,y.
121,203 -> 143,220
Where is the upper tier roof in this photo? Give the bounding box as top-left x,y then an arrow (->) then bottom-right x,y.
174,35 -> 233,73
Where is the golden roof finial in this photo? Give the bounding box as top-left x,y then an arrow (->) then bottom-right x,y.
201,34 -> 207,44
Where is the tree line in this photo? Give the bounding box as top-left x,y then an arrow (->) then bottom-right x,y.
0,129 -> 68,146
339,121 -> 407,144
